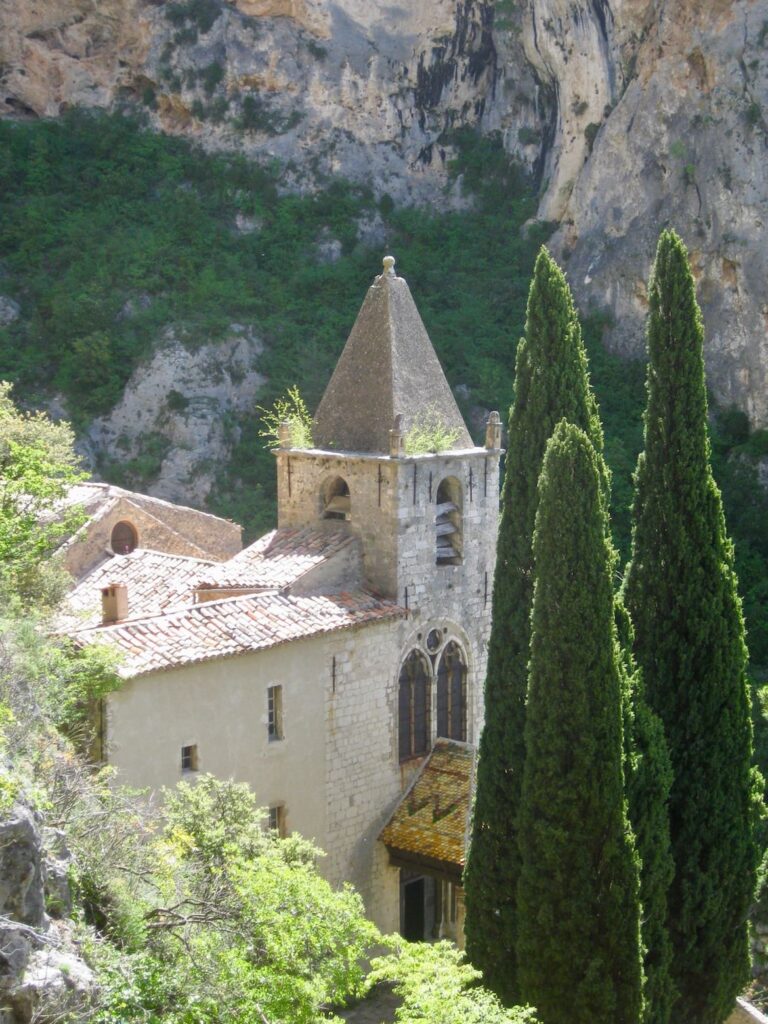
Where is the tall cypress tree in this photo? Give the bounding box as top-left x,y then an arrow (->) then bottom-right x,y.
617,600 -> 676,1024
464,248 -> 603,1002
516,420 -> 643,1024
623,230 -> 760,1024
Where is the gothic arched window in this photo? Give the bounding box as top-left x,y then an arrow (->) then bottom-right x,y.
398,650 -> 431,762
435,477 -> 462,565
436,641 -> 467,741
111,521 -> 138,555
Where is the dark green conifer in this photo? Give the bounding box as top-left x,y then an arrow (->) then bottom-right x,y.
623,229 -> 760,1024
617,601 -> 676,1024
464,248 -> 602,1002
516,420 -> 643,1024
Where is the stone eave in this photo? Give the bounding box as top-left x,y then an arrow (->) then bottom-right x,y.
384,846 -> 464,883
273,445 -> 499,463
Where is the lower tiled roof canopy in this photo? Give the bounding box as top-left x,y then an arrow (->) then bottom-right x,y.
379,739 -> 475,883
76,589 -> 405,678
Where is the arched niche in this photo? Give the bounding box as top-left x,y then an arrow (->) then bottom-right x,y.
435,477 -> 462,565
110,520 -> 138,555
321,476 -> 351,521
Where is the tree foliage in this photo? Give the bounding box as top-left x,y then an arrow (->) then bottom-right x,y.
368,941 -> 540,1024
616,600 -> 675,1024
0,381 -> 86,605
464,248 -> 603,1002
515,420 -> 642,1024
623,230 -> 761,1023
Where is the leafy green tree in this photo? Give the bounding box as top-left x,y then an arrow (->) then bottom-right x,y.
516,420 -> 642,1024
464,247 -> 603,1002
368,941 -> 540,1024
0,381 -> 85,604
623,230 -> 761,1024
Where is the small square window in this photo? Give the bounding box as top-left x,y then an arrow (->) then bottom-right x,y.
267,804 -> 286,837
181,744 -> 198,772
267,685 -> 284,741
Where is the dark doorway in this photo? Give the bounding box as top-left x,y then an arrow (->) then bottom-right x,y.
402,877 -> 425,941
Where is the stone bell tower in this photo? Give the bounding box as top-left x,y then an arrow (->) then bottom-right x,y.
274,255 -> 501,639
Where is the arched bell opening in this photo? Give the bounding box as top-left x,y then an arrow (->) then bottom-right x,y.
435,477 -> 462,565
321,476 -> 351,521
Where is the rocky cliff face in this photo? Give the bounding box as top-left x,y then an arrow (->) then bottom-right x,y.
84,325 -> 264,506
2,0 -> 767,426
0,0 -> 542,204
0,802 -> 95,1023
551,0 -> 768,428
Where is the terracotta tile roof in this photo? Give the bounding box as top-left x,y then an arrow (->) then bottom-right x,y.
75,590 -> 405,677
379,740 -> 475,876
63,549 -> 217,629
196,525 -> 356,590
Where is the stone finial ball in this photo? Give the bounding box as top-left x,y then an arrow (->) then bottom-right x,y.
382,255 -> 396,275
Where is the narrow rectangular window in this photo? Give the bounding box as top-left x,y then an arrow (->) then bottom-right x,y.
181,744 -> 198,772
268,804 -> 286,837
267,685 -> 284,741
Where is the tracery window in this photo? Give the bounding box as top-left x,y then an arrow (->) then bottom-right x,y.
398,650 -> 430,762
436,641 -> 467,741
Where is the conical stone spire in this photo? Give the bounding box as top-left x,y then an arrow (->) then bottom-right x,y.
313,256 -> 473,453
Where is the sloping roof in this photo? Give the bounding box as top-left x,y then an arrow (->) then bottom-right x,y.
51,482 -> 237,530
196,525 -> 355,591
313,257 -> 473,454
379,739 -> 475,877
76,590 -> 405,677
63,549 -> 216,628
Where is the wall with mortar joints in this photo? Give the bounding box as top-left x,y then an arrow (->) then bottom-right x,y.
276,450 -> 401,598
321,617 -> 406,929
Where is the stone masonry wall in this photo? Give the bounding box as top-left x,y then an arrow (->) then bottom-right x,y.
276,449 -> 401,598
278,442 -> 501,932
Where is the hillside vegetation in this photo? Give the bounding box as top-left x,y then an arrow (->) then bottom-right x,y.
0,110 -> 766,669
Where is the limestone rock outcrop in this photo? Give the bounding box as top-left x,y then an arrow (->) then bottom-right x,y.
0,802 -> 96,1023
84,325 -> 265,506
2,0 -> 768,424
550,0 -> 768,428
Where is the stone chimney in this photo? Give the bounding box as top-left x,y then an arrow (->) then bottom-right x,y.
101,584 -> 128,625
278,420 -> 293,449
485,411 -> 502,450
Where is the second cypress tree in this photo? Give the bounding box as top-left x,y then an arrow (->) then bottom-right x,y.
623,230 -> 760,1023
516,420 -> 643,1024
617,600 -> 675,1024
463,249 -> 603,1002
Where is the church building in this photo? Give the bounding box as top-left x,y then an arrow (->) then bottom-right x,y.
67,256 -> 502,941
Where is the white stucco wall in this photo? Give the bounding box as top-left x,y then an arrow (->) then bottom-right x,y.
106,635 -> 330,847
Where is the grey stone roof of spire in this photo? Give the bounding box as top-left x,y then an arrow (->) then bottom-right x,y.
313,256 -> 473,454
